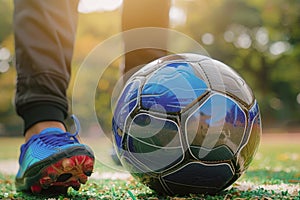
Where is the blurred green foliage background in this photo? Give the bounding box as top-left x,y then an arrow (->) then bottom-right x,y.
0,0 -> 299,136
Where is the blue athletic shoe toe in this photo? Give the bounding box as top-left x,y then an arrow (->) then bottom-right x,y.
15,116 -> 94,194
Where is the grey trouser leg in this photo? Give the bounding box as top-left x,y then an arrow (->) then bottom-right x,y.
14,0 -> 170,133
14,0 -> 79,132
122,0 -> 171,81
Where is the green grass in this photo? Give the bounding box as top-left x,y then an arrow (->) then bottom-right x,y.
0,135 -> 299,200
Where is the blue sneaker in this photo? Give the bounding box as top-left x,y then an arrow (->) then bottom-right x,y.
15,116 -> 94,194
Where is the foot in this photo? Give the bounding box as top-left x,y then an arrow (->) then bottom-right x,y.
15,117 -> 94,194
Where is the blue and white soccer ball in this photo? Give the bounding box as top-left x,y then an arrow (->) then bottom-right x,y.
112,53 -> 261,195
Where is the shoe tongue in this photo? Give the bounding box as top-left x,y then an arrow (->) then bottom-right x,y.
40,127 -> 65,135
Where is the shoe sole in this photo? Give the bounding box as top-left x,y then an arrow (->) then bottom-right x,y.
15,146 -> 94,194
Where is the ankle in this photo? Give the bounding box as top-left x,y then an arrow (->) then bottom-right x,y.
25,121 -> 66,142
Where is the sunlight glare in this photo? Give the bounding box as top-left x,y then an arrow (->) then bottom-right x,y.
269,41 -> 290,56
78,0 -> 123,13
169,6 -> 187,27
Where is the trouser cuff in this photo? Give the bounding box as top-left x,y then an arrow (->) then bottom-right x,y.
20,103 -> 67,134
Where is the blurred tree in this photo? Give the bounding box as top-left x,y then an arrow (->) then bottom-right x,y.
0,1 -> 21,136
0,1 -> 13,43
71,10 -> 121,135
174,0 -> 300,130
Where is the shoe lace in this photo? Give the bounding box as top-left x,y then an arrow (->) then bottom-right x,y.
19,115 -> 81,163
38,115 -> 81,146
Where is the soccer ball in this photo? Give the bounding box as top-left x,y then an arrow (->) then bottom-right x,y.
112,53 -> 261,195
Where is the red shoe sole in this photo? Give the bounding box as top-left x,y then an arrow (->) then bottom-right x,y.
30,155 -> 94,194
